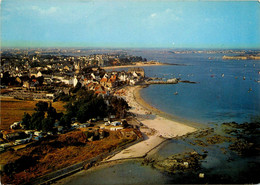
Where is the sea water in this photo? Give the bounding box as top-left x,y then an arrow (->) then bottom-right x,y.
133,50 -> 260,125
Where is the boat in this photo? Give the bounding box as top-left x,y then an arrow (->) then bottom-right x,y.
174,92 -> 178,95
222,74 -> 224,77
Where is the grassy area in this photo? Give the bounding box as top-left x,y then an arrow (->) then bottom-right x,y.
0,129 -> 138,185
0,97 -> 66,130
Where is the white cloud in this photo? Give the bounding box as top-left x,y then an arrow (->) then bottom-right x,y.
143,8 -> 183,30
150,13 -> 157,18
148,8 -> 181,22
31,6 -> 58,15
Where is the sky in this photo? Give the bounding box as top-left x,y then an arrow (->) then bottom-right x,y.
1,0 -> 260,49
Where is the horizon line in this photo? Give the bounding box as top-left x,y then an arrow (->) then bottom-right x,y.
1,46 -> 260,50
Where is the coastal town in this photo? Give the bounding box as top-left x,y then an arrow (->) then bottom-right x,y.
0,48 -> 185,184
1,48 -> 259,185
1,0 -> 260,183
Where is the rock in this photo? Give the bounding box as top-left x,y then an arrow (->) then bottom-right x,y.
152,151 -> 207,173
206,135 -> 233,145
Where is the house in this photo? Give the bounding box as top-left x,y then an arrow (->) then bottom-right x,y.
23,81 -> 30,89
106,75 -> 117,88
94,85 -> 106,95
15,77 -> 22,84
61,76 -> 73,85
118,72 -> 127,82
91,73 -> 96,80
73,77 -> 78,87
111,121 -> 121,126
128,67 -> 145,77
10,121 -> 22,129
100,77 -> 108,87
46,93 -> 55,99
129,78 -> 136,86
29,70 -> 42,78
3,131 -> 25,141
34,131 -> 44,137
110,126 -> 123,131
64,65 -> 72,71
83,78 -> 90,86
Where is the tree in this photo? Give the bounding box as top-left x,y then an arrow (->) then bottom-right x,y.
47,103 -> 57,120
110,97 -> 130,118
76,103 -> 92,123
30,111 -> 45,130
42,117 -> 54,132
22,113 -> 31,130
56,112 -> 64,121
34,101 -> 48,112
59,114 -> 72,129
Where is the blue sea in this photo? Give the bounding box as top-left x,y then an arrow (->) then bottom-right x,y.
128,50 -> 260,125
62,49 -> 260,184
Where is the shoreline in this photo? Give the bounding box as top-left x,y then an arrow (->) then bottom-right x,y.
124,85 -> 199,137
101,63 -> 167,70
133,85 -> 205,130
105,85 -> 198,162
53,85 -> 201,184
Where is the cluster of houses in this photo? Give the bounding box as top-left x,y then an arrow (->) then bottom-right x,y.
0,116 -> 130,152
1,48 -> 147,100
1,65 -> 145,100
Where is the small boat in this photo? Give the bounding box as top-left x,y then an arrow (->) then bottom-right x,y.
243,76 -> 246,80
248,88 -> 252,92
174,92 -> 178,95
222,74 -> 224,77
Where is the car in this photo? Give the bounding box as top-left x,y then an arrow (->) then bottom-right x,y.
104,122 -> 110,126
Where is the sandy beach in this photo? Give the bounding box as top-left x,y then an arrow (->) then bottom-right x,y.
106,85 -> 197,162
54,85 -> 199,184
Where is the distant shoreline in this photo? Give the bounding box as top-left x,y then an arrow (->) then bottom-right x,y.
101,63 -> 168,70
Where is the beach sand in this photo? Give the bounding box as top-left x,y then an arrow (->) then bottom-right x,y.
106,85 -> 197,161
